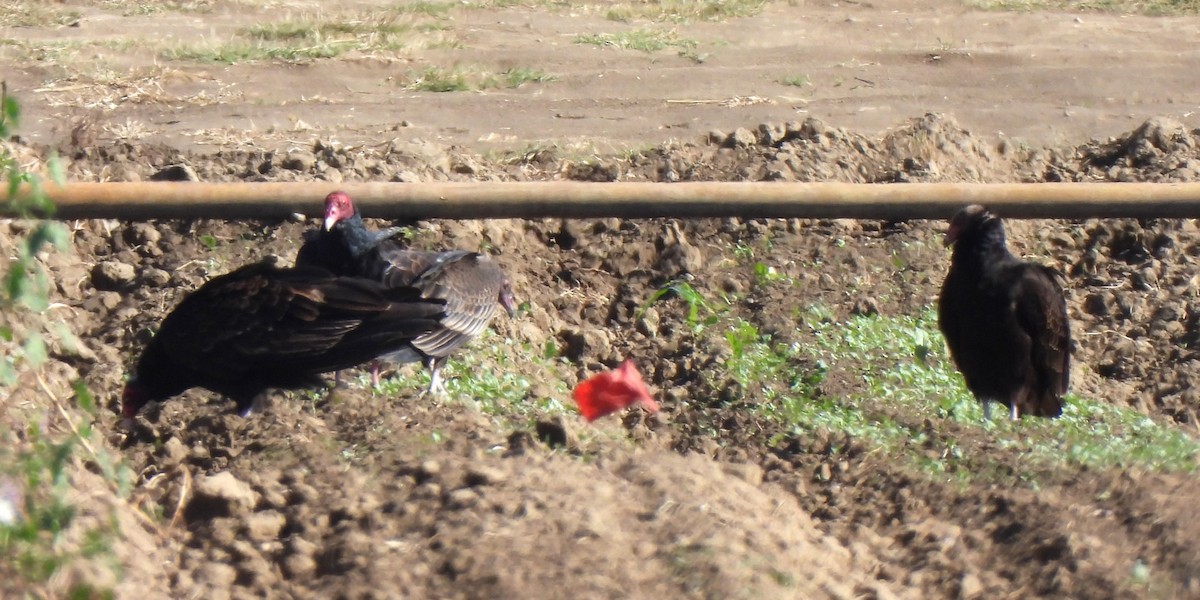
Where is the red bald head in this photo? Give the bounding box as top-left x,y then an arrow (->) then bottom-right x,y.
323,191 -> 356,231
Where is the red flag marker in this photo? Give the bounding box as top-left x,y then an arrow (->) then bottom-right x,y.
572,359 -> 660,422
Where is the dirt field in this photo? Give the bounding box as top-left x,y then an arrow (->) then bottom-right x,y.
4,1 -> 1200,598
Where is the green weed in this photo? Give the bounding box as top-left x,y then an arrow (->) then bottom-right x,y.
640,279 -> 721,329
802,308 -> 1200,474
499,67 -> 558,88
370,330 -> 571,428
0,3 -> 81,27
605,0 -> 769,23
167,15 -> 429,64
778,74 -> 810,87
574,29 -> 698,53
1,87 -> 131,598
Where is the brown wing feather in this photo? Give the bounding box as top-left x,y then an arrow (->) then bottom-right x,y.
409,254 -> 506,358
155,262 -> 443,380
1014,264 -> 1071,415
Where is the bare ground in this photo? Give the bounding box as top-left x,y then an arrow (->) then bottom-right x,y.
4,1 -> 1200,599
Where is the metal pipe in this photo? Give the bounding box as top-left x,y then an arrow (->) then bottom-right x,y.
8,181 -> 1200,220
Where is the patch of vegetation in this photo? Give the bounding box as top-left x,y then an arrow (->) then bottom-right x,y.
392,0 -> 457,16
605,0 -> 769,23
498,67 -> 558,88
693,287 -> 1199,479
243,18 -> 412,42
408,66 -> 472,92
963,0 -> 1199,15
574,29 -> 698,53
371,330 -> 571,428
640,279 -> 722,329
798,308 -> 1200,474
0,3 -> 81,27
778,74 -> 810,87
1,86 -> 132,599
166,15 -> 446,64
405,66 -> 557,92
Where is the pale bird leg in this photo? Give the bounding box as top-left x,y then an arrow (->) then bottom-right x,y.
238,396 -> 261,418
370,361 -> 382,388
1009,402 -> 1020,421
425,356 -> 448,397
982,399 -> 993,421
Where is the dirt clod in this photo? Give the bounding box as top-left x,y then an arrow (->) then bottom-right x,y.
90,260 -> 137,290
191,472 -> 259,518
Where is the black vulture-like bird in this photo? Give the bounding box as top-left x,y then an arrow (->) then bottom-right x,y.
937,204 -> 1071,420
294,190 -> 404,274
121,260 -> 446,419
295,191 -> 516,393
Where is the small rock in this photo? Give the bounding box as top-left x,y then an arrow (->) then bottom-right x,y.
1083,292 -> 1112,316
719,275 -> 744,295
534,417 -> 574,449
282,151 -> 317,172
636,307 -> 660,337
149,164 -> 199,182
464,465 -> 507,487
416,460 -> 441,482
193,472 -> 258,516
244,510 -> 286,542
141,267 -> 172,287
282,553 -> 316,578
159,437 -> 187,468
816,463 -> 833,482
851,297 -> 879,317
558,327 -> 611,362
726,127 -> 758,148
720,462 -> 764,486
196,562 -> 237,588
95,291 -> 122,310
91,261 -> 137,290
447,487 -> 479,509
126,223 -> 161,245
758,122 -> 788,146
959,572 -> 984,599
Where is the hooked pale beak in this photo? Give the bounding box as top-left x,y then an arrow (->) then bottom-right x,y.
499,288 -> 517,318
323,213 -> 338,231
943,224 -> 961,248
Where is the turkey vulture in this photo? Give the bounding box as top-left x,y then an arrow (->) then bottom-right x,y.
294,190 -> 403,274
359,246 -> 516,392
937,204 -> 1071,420
295,191 -> 516,393
121,260 -> 447,419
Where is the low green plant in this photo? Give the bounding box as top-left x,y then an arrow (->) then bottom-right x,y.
704,298 -> 1199,479
574,29 -> 698,53
370,330 -> 571,428
409,66 -> 472,92
166,15 -> 432,64
778,74 -> 810,87
499,67 -> 557,88
639,279 -> 721,329
802,307 -> 1200,474
1,85 -> 132,598
604,0 -> 769,23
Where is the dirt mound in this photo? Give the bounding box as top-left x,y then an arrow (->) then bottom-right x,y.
173,446 -> 902,599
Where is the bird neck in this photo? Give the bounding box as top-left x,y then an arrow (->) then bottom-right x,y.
335,212 -> 379,258
134,343 -> 192,401
953,218 -> 1012,268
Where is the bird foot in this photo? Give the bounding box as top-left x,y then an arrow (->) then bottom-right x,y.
422,371 -> 448,400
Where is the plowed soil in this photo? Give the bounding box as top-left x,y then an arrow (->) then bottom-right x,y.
4,1 -> 1200,599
